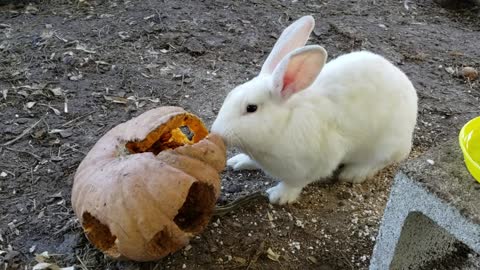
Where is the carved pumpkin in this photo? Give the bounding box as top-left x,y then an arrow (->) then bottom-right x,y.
71,106 -> 226,261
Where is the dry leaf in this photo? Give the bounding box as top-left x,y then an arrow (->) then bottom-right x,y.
33,263 -> 58,270
18,83 -> 47,90
17,90 -> 29,97
100,13 -> 114,18
295,219 -> 304,228
32,263 -> 73,270
26,102 -> 36,108
2,89 -> 8,99
145,63 -> 159,69
449,51 -> 464,57
31,90 -> 44,96
75,43 -> 96,54
445,67 -> 455,75
60,130 -> 73,138
39,104 -> 60,115
26,4 -> 39,14
266,248 -> 280,262
95,61 -> 109,65
307,256 -> 318,264
267,211 -> 274,221
160,66 -> 172,74
118,31 -> 130,40
49,129 -> 65,134
147,49 -> 160,55
49,87 -> 63,96
50,107 -> 61,115
233,256 -> 247,264
35,251 -> 50,263
55,34 -> 68,43
143,14 -> 155,20
103,95 -> 128,104
0,41 -> 8,50
41,30 -> 54,40
68,73 -> 83,81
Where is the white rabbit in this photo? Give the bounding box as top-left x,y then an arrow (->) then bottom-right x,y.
211,15 -> 418,205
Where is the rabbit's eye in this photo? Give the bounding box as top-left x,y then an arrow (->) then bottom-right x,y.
246,104 -> 257,113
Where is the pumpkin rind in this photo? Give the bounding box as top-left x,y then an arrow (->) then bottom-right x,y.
71,106 -> 226,261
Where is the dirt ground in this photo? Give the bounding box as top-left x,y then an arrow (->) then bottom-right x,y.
1,0 -> 479,269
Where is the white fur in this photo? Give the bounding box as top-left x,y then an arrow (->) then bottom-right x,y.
211,16 -> 418,205
227,153 -> 260,171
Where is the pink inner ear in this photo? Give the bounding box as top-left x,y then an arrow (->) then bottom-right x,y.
281,65 -> 302,97
274,46 -> 326,100
282,74 -> 295,92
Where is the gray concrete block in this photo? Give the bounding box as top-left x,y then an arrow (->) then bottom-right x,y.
369,140 -> 480,270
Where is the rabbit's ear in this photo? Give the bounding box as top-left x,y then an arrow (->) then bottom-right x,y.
260,15 -> 315,75
271,45 -> 327,100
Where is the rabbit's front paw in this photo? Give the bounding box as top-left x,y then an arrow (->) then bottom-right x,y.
266,182 -> 302,205
227,154 -> 260,171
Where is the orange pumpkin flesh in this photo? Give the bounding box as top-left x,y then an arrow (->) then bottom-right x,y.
71,107 -> 226,262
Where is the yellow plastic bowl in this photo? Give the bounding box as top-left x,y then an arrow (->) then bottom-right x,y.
459,116 -> 480,183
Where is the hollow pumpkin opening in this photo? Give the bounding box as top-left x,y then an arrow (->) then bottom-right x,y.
146,227 -> 186,257
125,113 -> 208,155
174,182 -> 216,233
82,212 -> 120,258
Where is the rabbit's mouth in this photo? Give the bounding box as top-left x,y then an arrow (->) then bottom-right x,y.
211,121 -> 249,152
215,129 -> 243,149
230,133 -> 254,157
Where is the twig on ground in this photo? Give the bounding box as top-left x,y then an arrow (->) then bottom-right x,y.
246,240 -> 266,270
213,191 -> 268,216
54,218 -> 76,235
5,147 -> 41,160
62,143 -> 87,156
61,112 -> 94,127
2,116 -> 46,146
76,254 -> 89,270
